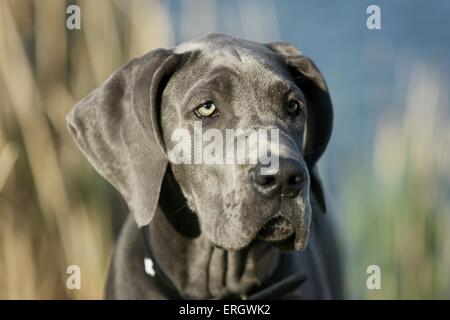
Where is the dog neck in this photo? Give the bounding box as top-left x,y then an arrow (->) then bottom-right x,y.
148,209 -> 281,299
146,168 -> 281,299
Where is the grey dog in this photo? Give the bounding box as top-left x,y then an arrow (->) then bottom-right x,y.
66,33 -> 342,299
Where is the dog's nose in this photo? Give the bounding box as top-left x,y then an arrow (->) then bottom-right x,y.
249,158 -> 305,198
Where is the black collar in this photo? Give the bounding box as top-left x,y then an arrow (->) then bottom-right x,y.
141,225 -> 307,300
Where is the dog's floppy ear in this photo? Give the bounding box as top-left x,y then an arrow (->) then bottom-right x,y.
266,42 -> 333,213
66,49 -> 182,226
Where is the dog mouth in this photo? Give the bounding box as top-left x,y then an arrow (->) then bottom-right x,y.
257,216 -> 296,251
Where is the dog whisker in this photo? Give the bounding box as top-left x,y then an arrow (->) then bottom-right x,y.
165,204 -> 188,217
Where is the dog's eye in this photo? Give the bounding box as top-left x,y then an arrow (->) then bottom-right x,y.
194,101 -> 218,118
286,99 -> 303,116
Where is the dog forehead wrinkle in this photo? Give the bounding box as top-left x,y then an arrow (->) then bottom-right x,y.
191,66 -> 238,92
174,43 -> 294,110
180,77 -> 209,108
175,37 -> 284,81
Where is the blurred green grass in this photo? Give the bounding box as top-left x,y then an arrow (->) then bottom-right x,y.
0,0 -> 170,299
0,0 -> 449,299
340,65 -> 450,299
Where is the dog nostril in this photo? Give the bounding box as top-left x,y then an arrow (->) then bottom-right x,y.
288,174 -> 302,186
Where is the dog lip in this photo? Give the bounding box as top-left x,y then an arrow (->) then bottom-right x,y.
257,215 -> 295,242
266,233 -> 296,251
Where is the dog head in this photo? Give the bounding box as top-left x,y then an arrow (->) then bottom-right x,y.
66,33 -> 333,252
